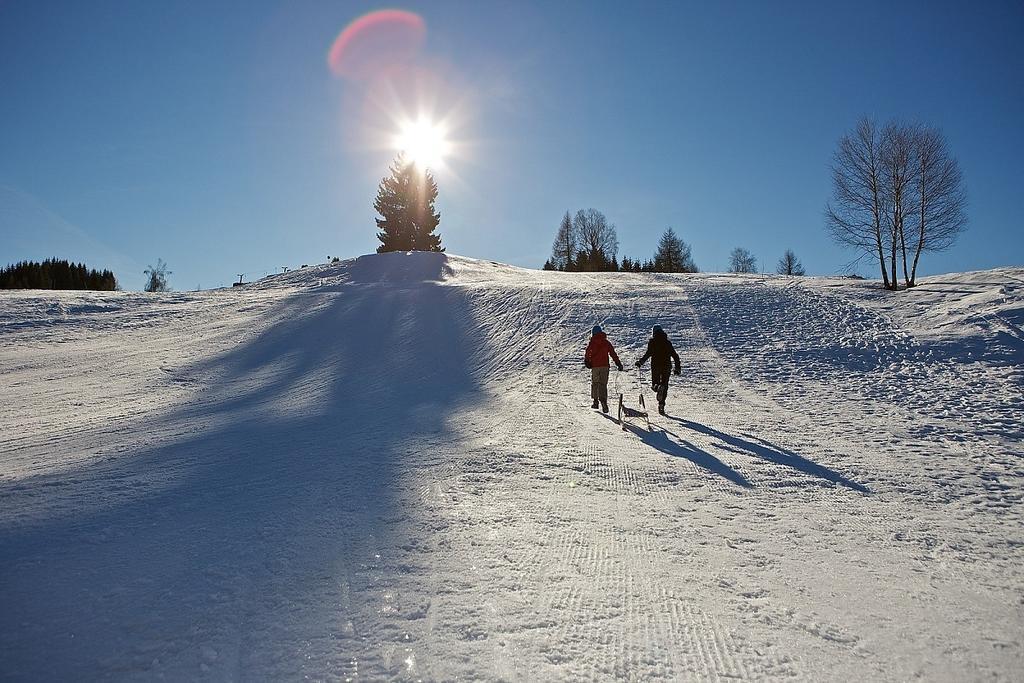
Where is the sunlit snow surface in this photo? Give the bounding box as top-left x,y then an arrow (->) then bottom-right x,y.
1,252 -> 1022,679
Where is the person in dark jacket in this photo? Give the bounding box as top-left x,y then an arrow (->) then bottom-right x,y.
636,324 -> 681,415
585,325 -> 623,413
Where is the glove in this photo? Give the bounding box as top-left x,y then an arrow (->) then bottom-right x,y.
673,366 -> 681,375
584,360 -> 592,369
616,362 -> 624,371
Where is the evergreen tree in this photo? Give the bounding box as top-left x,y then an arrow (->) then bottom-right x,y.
652,228 -> 698,273
542,259 -> 556,271
621,257 -> 633,272
0,258 -> 117,290
549,211 -> 576,271
374,155 -> 444,253
574,249 -> 591,272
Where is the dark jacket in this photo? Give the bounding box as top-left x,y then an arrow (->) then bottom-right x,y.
585,332 -> 623,369
637,329 -> 680,372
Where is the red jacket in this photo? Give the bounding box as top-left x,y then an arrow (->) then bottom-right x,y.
585,332 -> 622,369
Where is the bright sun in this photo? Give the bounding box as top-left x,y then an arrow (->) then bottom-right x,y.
394,118 -> 450,169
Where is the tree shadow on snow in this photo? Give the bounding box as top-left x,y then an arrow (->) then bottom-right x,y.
0,253 -> 486,679
669,417 -> 870,493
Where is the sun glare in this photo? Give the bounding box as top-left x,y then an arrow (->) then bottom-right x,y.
394,118 -> 450,169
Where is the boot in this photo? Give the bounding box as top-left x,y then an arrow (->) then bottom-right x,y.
658,403 -> 666,416
592,399 -> 599,409
601,401 -> 609,414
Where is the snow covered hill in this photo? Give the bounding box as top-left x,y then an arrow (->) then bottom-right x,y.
2,252 -> 1022,680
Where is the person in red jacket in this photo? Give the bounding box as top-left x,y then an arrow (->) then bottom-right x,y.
584,325 -> 624,413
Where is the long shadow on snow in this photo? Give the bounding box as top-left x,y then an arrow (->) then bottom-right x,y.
669,417 -> 870,493
598,413 -> 752,488
0,253 -> 483,679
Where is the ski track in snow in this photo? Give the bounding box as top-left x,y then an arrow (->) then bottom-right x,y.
1,253 -> 1022,680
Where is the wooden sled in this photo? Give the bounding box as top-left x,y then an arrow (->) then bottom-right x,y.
617,392 -> 651,431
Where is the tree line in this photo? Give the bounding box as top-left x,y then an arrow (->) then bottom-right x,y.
0,259 -> 118,290
725,247 -> 805,276
543,211 -> 699,273
369,119 -> 966,290
542,212 -> 808,277
368,156 -> 807,276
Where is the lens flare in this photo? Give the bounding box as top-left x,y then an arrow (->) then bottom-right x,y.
394,118 -> 450,169
327,10 -> 426,81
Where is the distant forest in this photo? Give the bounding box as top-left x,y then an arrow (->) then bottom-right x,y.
0,259 -> 118,291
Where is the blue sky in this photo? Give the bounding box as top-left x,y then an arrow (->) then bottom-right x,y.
1,1 -> 1022,290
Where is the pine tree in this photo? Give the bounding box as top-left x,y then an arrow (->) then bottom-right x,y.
574,249 -> 591,272
549,211 -> 576,271
374,155 -> 444,253
652,228 -> 698,273
0,258 -> 118,290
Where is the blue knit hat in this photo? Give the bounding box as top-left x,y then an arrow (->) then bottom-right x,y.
592,325 -> 603,335
652,325 -> 663,334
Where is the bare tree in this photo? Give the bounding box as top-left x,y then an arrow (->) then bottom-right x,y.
880,121 -> 916,289
827,117 -> 968,291
776,249 -> 805,276
729,247 -> 757,274
143,259 -> 172,292
573,208 -> 619,271
904,126 -> 967,287
825,118 -> 892,289
549,211 -> 576,270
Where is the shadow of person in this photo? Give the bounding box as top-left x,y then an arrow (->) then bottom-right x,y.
598,413 -> 752,488
668,417 -> 870,493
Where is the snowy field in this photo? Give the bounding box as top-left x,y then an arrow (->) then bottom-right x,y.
1,252 -> 1022,680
